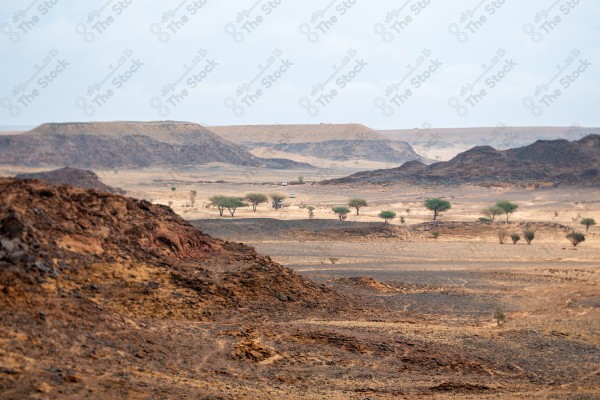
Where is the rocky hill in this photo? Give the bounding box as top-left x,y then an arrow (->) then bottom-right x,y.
0,122 -> 311,169
210,124 -> 424,164
16,167 -> 125,194
322,135 -> 600,186
0,178 -> 342,398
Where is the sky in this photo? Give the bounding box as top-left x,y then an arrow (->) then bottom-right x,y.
0,0 -> 599,130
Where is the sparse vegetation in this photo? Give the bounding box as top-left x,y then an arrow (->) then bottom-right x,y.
478,217 -> 493,224
329,257 -> 339,264
482,206 -> 503,221
511,233 -> 520,244
307,206 -> 315,219
400,216 -> 405,224
431,230 -> 440,239
245,193 -> 268,212
495,200 -> 518,223
378,210 -> 396,224
580,217 -> 596,232
566,232 -> 585,247
332,206 -> 350,221
405,208 -> 411,214
189,190 -> 197,207
498,230 -> 507,244
297,175 -> 304,184
494,305 -> 505,326
171,186 -> 176,192
270,193 -> 288,210
348,198 -> 368,215
523,230 -> 535,244
424,198 -> 451,220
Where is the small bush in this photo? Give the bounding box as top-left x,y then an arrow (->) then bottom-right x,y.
400,216 -> 406,224
566,232 -> 585,247
431,230 -> 440,239
307,206 -> 315,219
523,230 -> 535,244
510,233 -> 520,244
498,230 -> 507,244
494,305 -> 505,326
478,217 -> 493,224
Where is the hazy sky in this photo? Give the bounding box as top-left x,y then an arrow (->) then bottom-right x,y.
1,0 -> 598,129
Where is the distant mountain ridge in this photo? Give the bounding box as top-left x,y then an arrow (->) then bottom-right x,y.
0,122 -> 311,169
380,126 -> 600,161
322,135 -> 600,187
210,123 -> 424,164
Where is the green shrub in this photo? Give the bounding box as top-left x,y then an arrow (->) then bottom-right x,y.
510,233 -> 520,244
566,232 -> 585,247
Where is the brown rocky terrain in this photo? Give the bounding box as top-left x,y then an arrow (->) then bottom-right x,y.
16,167 -> 126,194
323,135 -> 600,187
0,122 -> 311,170
210,124 -> 424,164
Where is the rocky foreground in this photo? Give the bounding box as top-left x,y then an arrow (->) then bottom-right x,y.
1,179 -> 598,399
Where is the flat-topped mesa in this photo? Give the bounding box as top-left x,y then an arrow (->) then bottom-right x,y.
0,121 -> 311,169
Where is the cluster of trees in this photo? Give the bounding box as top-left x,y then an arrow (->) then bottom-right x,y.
481,200 -> 518,223
181,190 -> 595,248
206,193 -> 289,217
328,197 -> 451,223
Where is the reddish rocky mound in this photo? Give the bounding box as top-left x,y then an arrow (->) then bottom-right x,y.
0,179 -> 343,398
16,167 -> 125,194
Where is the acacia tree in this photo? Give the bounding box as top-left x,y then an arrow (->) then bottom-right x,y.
580,218 -> 596,232
189,190 -> 197,207
424,198 -> 451,220
245,193 -> 268,212
209,195 -> 226,216
378,210 -> 396,224
209,196 -> 247,217
307,206 -> 315,219
221,197 -> 247,217
348,198 -> 368,216
332,206 -> 350,221
496,200 -> 518,223
482,206 -> 503,221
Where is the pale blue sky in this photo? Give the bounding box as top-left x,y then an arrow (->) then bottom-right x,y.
1,0 -> 598,129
